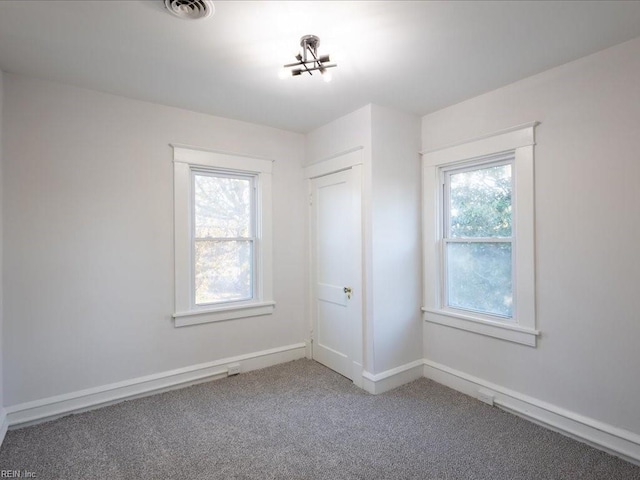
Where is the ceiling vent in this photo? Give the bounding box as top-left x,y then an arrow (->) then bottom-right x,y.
164,0 -> 215,20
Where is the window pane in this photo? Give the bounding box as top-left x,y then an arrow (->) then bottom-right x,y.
447,242 -> 512,317
449,163 -> 512,238
194,174 -> 252,238
195,240 -> 252,304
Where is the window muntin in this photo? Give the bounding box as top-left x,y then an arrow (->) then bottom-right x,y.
442,158 -> 514,319
192,170 -> 256,306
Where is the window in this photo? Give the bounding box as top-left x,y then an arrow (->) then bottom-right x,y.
172,146 -> 274,327
443,157 -> 514,319
422,123 -> 538,346
193,170 -> 255,305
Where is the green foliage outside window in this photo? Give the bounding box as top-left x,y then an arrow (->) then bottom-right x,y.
446,162 -> 513,317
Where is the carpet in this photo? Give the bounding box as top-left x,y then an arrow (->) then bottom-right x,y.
0,359 -> 638,479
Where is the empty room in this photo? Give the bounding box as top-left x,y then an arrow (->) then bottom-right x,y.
0,1 -> 639,478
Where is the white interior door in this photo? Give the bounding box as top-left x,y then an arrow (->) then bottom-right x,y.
310,167 -> 362,380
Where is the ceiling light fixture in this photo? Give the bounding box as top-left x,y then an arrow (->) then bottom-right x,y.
282,35 -> 336,82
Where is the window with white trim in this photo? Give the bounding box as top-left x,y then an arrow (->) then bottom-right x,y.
172,146 -> 275,327
422,123 -> 539,346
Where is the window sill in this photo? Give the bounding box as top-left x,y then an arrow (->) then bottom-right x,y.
422,307 -> 539,347
173,301 -> 276,327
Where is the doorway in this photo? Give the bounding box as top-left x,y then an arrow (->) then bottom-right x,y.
309,163 -> 362,381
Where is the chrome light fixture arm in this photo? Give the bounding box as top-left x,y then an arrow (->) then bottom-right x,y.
282,35 -> 337,78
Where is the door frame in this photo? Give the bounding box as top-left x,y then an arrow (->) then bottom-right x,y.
305,147 -> 364,387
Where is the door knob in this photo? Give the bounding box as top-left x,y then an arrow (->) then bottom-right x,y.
343,287 -> 352,299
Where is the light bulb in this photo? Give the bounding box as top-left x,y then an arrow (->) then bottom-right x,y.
278,68 -> 290,80
322,69 -> 332,83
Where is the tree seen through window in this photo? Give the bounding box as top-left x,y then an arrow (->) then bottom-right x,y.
445,162 -> 513,318
193,172 -> 254,305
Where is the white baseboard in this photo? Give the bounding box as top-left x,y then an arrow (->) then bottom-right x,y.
0,407 -> 8,447
6,343 -> 306,429
362,359 -> 424,395
423,359 -> 640,466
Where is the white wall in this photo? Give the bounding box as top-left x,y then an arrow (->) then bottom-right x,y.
304,105 -> 372,168
422,37 -> 640,435
305,104 -> 423,376
305,105 -> 374,371
2,75 -> 306,406
370,105 -> 422,373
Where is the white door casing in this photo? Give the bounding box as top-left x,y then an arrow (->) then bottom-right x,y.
309,162 -> 362,381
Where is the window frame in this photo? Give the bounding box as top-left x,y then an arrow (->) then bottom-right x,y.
172,145 -> 275,327
422,123 -> 539,346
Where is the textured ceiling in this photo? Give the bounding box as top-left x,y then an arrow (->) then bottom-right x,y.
1,1 -> 640,132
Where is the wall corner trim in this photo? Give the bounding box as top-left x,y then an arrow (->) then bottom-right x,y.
6,343 -> 306,429
423,359 -> 640,466
361,359 -> 424,395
